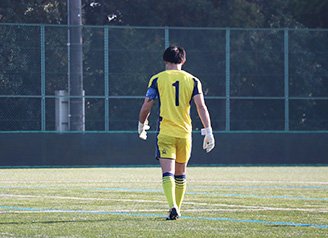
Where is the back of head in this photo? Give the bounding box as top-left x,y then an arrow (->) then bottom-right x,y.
163,46 -> 186,64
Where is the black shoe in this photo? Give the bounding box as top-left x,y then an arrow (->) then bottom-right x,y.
166,207 -> 180,220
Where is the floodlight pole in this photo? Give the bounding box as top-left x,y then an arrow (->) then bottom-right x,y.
68,0 -> 85,131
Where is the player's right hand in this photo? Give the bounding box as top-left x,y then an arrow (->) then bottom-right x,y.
202,127 -> 215,153
138,121 -> 150,140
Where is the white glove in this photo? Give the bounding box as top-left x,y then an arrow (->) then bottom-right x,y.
138,121 -> 150,140
201,127 -> 215,153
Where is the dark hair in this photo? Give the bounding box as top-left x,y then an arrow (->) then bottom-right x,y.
163,46 -> 186,64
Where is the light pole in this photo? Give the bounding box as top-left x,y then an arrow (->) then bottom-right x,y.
68,0 -> 84,131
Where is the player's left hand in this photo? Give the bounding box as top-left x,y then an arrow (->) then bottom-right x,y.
202,127 -> 215,153
138,121 -> 150,140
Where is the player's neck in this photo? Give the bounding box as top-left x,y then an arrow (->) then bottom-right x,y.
165,63 -> 182,70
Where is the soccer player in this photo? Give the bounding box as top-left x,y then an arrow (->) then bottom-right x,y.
138,46 -> 215,220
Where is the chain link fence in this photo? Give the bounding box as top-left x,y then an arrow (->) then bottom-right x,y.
0,23 -> 327,132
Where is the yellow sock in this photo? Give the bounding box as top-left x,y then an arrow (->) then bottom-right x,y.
162,173 -> 176,209
175,175 -> 186,212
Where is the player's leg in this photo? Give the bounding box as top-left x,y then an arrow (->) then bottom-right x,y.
157,133 -> 178,218
174,137 -> 191,213
159,158 -> 177,210
175,162 -> 187,213
160,158 -> 180,220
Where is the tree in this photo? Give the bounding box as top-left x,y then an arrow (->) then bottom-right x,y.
0,0 -> 65,24
289,0 -> 328,28
0,0 -> 327,131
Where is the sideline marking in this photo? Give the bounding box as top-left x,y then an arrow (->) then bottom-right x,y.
0,194 -> 328,213
1,186 -> 327,201
1,194 -> 327,213
189,185 -> 328,189
0,206 -> 327,228
186,191 -> 328,201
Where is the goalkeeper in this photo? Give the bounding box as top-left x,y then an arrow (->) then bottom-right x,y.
138,46 -> 215,220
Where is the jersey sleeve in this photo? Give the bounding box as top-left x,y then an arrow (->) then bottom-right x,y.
145,77 -> 159,100
192,77 -> 203,97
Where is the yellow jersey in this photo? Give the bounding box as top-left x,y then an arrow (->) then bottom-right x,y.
146,70 -> 203,138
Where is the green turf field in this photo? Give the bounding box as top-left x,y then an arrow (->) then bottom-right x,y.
0,167 -> 327,237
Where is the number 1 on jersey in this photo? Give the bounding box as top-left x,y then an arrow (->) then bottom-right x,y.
172,81 -> 180,106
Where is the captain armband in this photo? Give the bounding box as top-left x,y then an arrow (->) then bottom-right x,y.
145,87 -> 157,100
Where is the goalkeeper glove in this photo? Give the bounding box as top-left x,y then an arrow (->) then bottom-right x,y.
201,127 -> 215,153
138,121 -> 150,140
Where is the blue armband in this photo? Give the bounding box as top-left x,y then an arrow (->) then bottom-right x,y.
145,87 -> 157,100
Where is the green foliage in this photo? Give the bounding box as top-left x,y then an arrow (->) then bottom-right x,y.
289,0 -> 328,28
1,0 -> 326,28
0,0 -> 65,24
0,1 -> 327,131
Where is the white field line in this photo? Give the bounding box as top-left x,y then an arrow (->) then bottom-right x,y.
0,180 -> 158,184
0,232 -> 17,237
0,194 -> 166,204
1,208 -> 327,214
1,180 -> 328,185
1,194 -> 327,213
193,180 -> 328,185
0,209 -> 163,214
198,203 -> 328,213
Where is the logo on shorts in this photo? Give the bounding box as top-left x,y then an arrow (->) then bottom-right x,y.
162,149 -> 167,155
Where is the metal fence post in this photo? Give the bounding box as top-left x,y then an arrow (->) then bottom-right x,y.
165,26 -> 169,49
104,27 -> 109,131
284,29 -> 289,131
41,25 -> 46,131
225,28 -> 231,132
